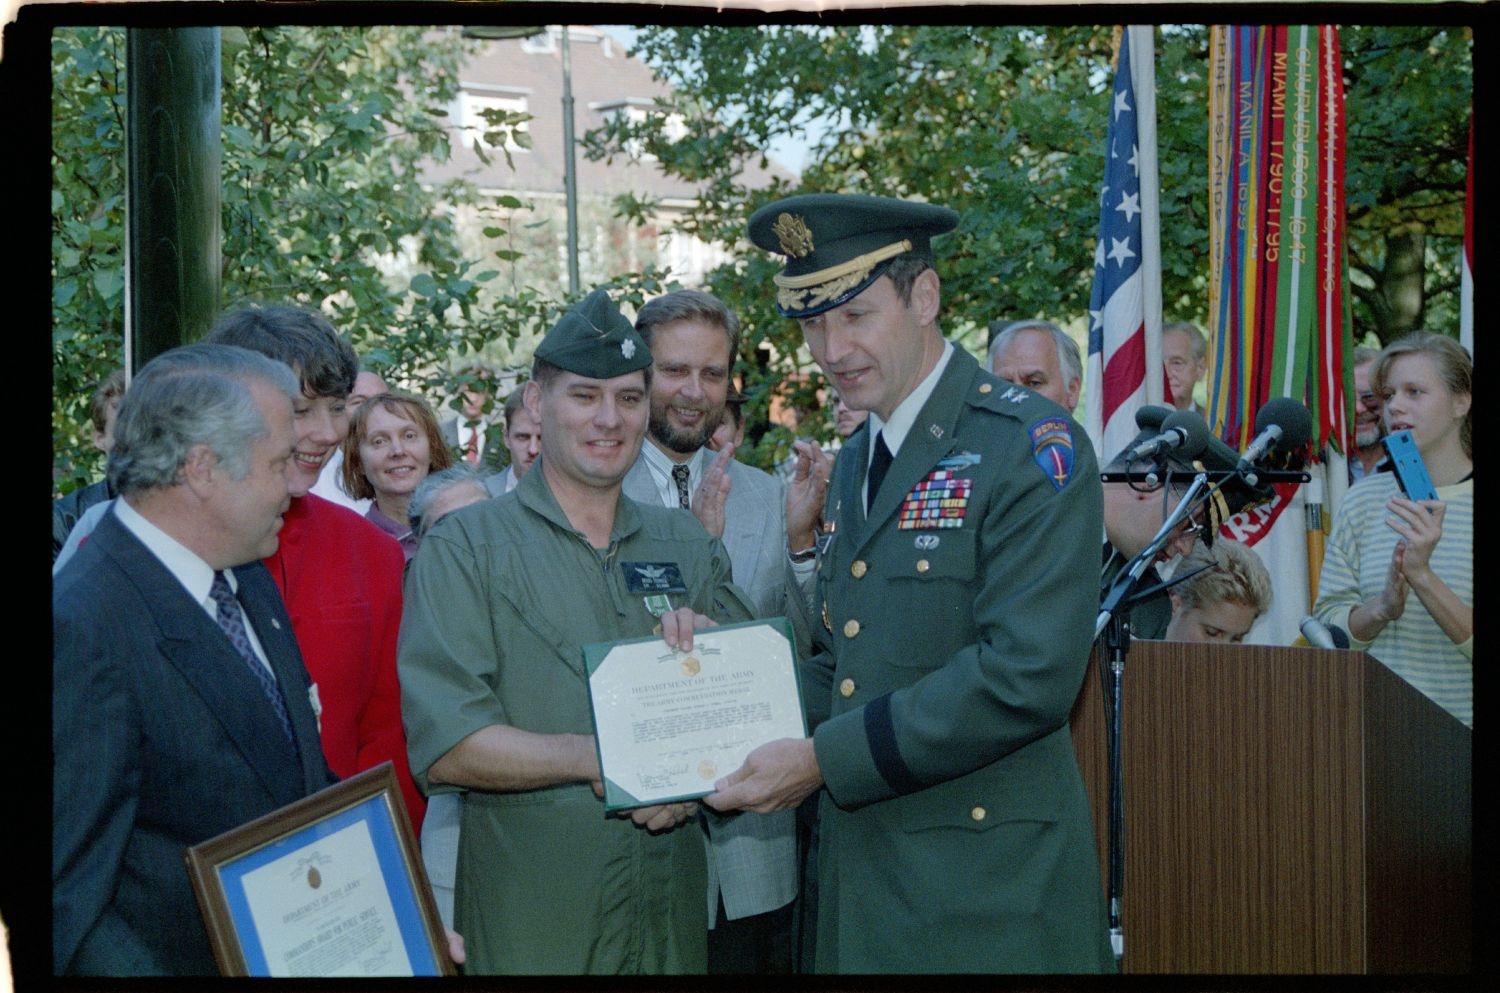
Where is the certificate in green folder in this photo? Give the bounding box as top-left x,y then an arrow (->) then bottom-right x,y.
583,617 -> 807,811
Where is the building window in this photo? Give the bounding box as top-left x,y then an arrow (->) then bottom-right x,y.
459,87 -> 530,152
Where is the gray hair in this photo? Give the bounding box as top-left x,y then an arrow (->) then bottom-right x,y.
634,289 -> 741,360
987,319 -> 1083,387
1162,320 -> 1208,362
107,343 -> 299,496
409,464 -> 490,538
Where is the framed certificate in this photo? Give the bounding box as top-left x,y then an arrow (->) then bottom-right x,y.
584,617 -> 808,811
184,763 -> 455,977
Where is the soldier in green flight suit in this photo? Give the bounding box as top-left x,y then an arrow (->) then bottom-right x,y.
706,194 -> 1116,973
398,289 -> 756,974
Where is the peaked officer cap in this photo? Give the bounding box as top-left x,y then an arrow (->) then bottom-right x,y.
747,193 -> 959,319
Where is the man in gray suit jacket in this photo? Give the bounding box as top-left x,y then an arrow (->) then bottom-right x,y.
53,344 -> 337,976
623,290 -> 826,973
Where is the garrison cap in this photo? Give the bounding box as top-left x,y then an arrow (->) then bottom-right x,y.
1112,405 -> 1274,532
534,289 -> 652,380
747,193 -> 959,319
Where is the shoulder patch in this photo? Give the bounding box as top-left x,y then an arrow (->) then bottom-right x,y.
1029,417 -> 1075,492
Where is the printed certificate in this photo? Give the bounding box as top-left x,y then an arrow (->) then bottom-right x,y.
184,764 -> 453,977
584,618 -> 807,810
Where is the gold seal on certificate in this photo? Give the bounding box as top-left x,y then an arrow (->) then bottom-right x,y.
583,618 -> 807,810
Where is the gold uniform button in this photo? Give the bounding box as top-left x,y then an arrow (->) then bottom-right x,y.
851,560 -> 868,579
970,806 -> 987,822
839,678 -> 856,698
916,559 -> 930,573
844,619 -> 861,639
979,383 -> 993,394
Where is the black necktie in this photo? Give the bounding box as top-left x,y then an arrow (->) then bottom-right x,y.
671,464 -> 692,509
867,430 -> 893,509
209,571 -> 294,743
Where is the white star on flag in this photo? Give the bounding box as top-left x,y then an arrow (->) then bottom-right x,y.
1087,25 -> 1161,466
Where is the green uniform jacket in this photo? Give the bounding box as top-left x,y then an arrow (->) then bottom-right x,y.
398,464 -> 755,974
806,349 -> 1114,973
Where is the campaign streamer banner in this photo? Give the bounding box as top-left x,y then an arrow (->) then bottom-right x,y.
1206,25 -> 1353,457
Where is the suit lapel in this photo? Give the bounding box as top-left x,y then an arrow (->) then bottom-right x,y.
722,461 -> 764,553
96,514 -> 310,806
621,455 -> 657,506
854,352 -> 976,557
235,561 -> 331,794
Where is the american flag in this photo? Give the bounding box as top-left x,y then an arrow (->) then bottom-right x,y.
1086,26 -> 1161,465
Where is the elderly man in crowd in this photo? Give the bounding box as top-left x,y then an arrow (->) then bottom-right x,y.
987,318 -> 1083,414
54,344 -> 336,975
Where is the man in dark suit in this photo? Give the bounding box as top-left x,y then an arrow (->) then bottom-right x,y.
53,343 -> 337,976
440,363 -> 507,472
708,194 -> 1114,972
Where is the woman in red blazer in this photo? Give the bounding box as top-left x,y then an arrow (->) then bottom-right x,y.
206,305 -> 425,831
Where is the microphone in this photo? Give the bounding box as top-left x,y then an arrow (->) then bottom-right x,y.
1237,398 -> 1312,481
1125,409 -> 1211,463
1134,405 -> 1173,432
1300,616 -> 1350,650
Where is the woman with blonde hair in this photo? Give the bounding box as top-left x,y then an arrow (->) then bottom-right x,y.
341,392 -> 454,561
1162,539 -> 1273,644
1313,331 -> 1473,726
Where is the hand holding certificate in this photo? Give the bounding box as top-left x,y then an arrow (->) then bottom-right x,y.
585,618 -> 807,811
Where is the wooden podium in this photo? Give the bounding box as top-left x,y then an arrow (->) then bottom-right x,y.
1069,641 -> 1471,974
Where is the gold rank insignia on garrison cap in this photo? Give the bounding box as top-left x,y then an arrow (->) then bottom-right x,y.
747,193 -> 960,319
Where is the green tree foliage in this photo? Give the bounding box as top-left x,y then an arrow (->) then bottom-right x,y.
585,23 -> 1469,463
1341,25 -> 1471,343
52,25 -> 670,492
52,27 -> 129,492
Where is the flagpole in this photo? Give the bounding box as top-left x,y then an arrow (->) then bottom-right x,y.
1131,25 -> 1164,407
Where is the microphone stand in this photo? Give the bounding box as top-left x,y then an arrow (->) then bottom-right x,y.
1093,469 -> 1210,968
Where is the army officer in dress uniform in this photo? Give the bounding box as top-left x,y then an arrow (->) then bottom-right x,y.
706,194 -> 1115,973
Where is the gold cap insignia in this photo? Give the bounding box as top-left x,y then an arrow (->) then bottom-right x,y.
772,213 -> 815,258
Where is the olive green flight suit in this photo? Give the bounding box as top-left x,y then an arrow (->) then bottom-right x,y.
399,465 -> 754,974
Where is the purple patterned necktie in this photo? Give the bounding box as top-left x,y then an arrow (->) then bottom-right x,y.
209,571 -> 294,743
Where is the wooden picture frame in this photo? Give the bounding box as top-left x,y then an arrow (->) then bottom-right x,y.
184,763 -> 455,977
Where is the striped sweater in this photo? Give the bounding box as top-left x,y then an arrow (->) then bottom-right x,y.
1314,472 -> 1473,726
